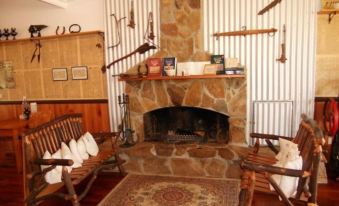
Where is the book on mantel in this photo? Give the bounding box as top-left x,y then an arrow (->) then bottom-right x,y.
146,57 -> 162,76
210,54 -> 225,75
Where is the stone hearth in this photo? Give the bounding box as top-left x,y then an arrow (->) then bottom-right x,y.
119,142 -> 249,178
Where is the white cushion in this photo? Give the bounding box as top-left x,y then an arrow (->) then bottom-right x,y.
77,136 -> 89,160
41,150 -> 62,184
270,139 -> 303,199
61,143 -> 75,172
276,138 -> 300,165
82,132 -> 99,156
69,139 -> 83,164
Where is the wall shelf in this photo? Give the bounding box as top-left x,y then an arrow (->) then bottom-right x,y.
0,30 -> 103,44
118,74 -> 245,81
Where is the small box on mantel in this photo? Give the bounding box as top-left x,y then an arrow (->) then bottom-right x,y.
162,57 -> 177,76
146,57 -> 162,76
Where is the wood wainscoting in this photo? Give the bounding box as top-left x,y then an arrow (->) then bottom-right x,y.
0,99 -> 111,165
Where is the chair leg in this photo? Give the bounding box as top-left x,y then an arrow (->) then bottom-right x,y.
239,170 -> 255,206
115,153 -> 127,176
62,169 -> 80,206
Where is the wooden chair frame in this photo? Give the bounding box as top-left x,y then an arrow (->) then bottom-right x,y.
238,114 -> 324,206
23,113 -> 125,206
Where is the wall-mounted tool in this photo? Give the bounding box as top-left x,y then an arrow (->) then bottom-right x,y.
277,24 -> 287,63
56,26 -> 66,35
213,27 -> 277,38
104,43 -> 156,72
28,25 -> 48,38
258,0 -> 282,15
109,14 -> 126,49
147,12 -> 155,40
31,40 -> 42,63
127,0 -> 136,29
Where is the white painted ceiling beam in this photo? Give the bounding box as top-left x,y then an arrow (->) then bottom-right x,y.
39,0 -> 68,9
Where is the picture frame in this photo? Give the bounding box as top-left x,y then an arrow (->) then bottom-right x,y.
52,68 -> 68,81
71,66 -> 88,80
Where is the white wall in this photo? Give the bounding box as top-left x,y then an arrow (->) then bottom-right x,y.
0,0 -> 104,39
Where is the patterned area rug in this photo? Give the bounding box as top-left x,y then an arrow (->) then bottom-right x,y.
98,174 -> 240,206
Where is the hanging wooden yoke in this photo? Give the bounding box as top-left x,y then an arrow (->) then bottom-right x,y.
213,27 -> 277,39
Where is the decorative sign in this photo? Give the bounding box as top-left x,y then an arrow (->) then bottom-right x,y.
52,68 -> 68,81
71,66 -> 88,80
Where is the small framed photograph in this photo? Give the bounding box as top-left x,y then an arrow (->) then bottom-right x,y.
52,68 -> 68,81
71,66 -> 88,80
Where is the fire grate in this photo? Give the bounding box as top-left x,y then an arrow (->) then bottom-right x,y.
164,130 -> 204,143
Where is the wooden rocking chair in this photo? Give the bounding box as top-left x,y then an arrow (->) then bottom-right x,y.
238,114 -> 324,206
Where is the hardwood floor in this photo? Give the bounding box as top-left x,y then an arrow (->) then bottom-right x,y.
0,166 -> 338,206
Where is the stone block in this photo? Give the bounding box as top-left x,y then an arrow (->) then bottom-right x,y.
205,79 -> 225,98
141,81 -> 154,100
218,148 -> 235,160
171,158 -> 204,176
167,84 -> 185,105
187,147 -> 217,158
205,159 -> 227,178
154,81 -> 169,107
188,0 -> 200,9
123,143 -> 154,159
143,157 -> 171,175
184,81 -> 202,106
155,144 -> 175,156
161,24 -> 179,36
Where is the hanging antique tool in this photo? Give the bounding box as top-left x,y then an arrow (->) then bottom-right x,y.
31,40 -> 42,63
104,43 -> 156,72
127,0 -> 136,29
277,24 -> 287,63
109,14 -> 126,49
28,25 -> 48,38
258,0 -> 282,15
118,93 -> 136,147
147,12 -> 155,40
213,27 -> 277,38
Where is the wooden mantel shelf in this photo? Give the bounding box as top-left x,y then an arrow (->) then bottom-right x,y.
118,74 -> 245,81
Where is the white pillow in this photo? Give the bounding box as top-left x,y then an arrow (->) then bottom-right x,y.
41,150 -> 62,184
276,138 -> 300,164
82,132 -> 99,156
271,155 -> 303,198
61,143 -> 75,172
77,136 -> 89,160
69,139 -> 83,164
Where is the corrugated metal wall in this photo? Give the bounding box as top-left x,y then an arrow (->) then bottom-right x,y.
104,0 -> 160,131
203,0 -> 318,141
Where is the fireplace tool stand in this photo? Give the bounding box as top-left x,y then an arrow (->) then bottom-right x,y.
118,93 -> 136,147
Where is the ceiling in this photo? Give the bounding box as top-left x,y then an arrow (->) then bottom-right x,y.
38,0 -> 71,8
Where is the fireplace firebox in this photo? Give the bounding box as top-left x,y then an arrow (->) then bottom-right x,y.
143,106 -> 229,143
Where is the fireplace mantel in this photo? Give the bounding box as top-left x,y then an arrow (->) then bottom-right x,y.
119,74 -> 245,81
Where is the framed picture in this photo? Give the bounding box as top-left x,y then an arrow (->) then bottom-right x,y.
71,66 -> 88,80
52,68 -> 68,81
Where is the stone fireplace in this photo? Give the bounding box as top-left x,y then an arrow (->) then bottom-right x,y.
117,0 -> 247,178
118,78 -> 247,178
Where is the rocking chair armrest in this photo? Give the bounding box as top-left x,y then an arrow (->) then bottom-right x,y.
241,160 -> 310,178
250,133 -> 293,141
34,158 -> 74,166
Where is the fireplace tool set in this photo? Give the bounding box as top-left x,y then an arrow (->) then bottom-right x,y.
118,94 -> 136,147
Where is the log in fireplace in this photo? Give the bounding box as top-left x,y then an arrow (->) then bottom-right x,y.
143,106 -> 229,144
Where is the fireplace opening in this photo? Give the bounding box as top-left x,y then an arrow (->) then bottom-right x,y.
143,107 -> 229,143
